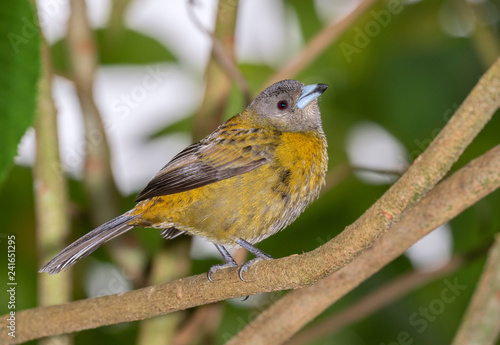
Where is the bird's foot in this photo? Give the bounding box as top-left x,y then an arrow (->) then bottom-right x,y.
208,244 -> 238,282
236,238 -> 274,281
238,256 -> 273,282
208,261 -> 238,283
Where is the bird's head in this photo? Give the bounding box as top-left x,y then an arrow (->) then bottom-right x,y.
246,79 -> 328,132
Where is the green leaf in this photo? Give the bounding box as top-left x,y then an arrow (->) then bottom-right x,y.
51,28 -> 176,74
0,1 -> 40,186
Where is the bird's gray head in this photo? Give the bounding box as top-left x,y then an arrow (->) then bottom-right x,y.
247,79 -> 328,132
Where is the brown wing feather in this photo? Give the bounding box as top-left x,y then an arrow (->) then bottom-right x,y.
135,131 -> 275,202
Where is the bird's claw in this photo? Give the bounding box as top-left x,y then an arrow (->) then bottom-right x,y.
207,262 -> 238,283
238,257 -> 272,282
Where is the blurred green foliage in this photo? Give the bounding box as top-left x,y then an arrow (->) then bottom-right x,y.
1,0 -> 499,344
51,28 -> 176,75
0,0 -> 40,185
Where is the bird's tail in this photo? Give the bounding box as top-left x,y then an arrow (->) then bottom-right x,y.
39,213 -> 139,275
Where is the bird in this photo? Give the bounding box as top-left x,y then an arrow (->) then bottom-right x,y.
39,79 -> 329,282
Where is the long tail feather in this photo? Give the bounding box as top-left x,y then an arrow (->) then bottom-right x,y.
39,214 -> 138,275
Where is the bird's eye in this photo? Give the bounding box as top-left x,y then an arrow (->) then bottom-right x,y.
277,100 -> 288,110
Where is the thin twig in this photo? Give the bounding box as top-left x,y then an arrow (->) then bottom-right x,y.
188,0 -> 251,141
187,0 -> 251,103
451,234 -> 500,345
287,247 -> 488,345
67,0 -> 118,223
351,165 -> 406,177
226,143 -> 500,345
190,0 -> 239,140
265,0 -> 378,86
67,0 -> 147,282
322,163 -> 406,196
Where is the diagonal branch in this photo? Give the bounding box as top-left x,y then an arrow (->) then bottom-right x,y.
451,234 -> 500,345
227,143 -> 500,345
190,0 -> 246,140
286,247 -> 488,345
187,0 -> 251,105
265,0 -> 378,86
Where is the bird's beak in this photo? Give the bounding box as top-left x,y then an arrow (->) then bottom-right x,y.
296,84 -> 328,109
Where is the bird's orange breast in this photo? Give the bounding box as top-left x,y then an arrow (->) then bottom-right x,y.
130,130 -> 327,245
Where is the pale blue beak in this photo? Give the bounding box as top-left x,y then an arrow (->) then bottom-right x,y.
296,84 -> 328,109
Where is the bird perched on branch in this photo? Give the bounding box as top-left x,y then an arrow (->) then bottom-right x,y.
39,79 -> 329,282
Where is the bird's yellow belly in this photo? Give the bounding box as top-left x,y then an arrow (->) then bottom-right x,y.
132,131 -> 327,245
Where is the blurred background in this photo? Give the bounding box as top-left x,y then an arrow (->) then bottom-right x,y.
1,0 -> 500,344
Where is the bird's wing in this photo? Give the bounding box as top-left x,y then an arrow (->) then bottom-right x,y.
134,129 -> 279,202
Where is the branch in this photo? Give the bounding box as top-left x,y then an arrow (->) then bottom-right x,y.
32,4 -> 72,345
451,234 -> 500,345
226,144 -> 500,345
286,248 -> 487,345
265,0 -> 378,86
67,0 -> 119,223
67,0 -> 146,280
187,0 -> 251,105
137,241 -> 191,345
190,0 -> 247,140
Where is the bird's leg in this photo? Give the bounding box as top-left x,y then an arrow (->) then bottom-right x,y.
236,238 -> 273,281
208,244 -> 238,282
